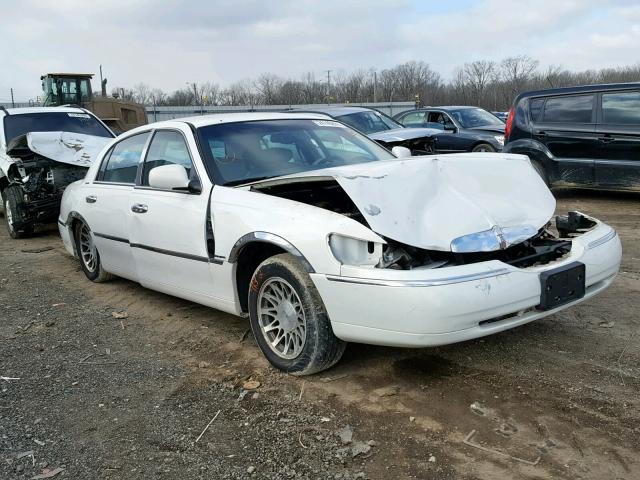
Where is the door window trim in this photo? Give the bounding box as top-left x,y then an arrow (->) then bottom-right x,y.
94,131 -> 153,185
134,128 -> 203,195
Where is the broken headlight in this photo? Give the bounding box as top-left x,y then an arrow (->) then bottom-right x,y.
328,234 -> 382,267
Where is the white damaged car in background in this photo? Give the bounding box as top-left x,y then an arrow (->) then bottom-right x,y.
57,113 -> 622,375
0,107 -> 114,238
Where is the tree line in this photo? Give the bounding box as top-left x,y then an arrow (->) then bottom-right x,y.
113,56 -> 640,111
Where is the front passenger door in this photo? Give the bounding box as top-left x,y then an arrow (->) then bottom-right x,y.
128,129 -> 215,302
428,112 -> 460,152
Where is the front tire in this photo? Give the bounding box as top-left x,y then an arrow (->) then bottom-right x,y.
73,220 -> 113,282
472,143 -> 496,153
248,253 -> 346,375
3,186 -> 34,239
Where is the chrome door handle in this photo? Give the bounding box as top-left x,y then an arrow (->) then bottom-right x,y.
131,203 -> 148,213
85,195 -> 97,203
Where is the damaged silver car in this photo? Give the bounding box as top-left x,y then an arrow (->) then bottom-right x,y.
0,107 -> 114,238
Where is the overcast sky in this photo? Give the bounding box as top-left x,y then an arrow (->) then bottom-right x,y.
2,0 -> 639,102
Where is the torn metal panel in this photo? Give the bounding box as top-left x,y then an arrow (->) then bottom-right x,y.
6,131 -> 112,167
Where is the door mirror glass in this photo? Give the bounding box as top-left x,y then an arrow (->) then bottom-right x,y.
391,146 -> 412,158
148,164 -> 190,190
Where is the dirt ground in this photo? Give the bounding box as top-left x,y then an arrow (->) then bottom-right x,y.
1,189 -> 638,480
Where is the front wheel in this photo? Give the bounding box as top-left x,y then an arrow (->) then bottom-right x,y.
73,220 -> 113,282
248,253 -> 346,375
472,143 -> 496,153
3,186 -> 34,239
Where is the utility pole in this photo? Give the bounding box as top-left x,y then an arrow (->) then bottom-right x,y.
10,88 -> 15,107
325,70 -> 331,105
373,71 -> 377,103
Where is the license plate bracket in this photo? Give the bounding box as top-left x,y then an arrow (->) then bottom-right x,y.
538,262 -> 585,311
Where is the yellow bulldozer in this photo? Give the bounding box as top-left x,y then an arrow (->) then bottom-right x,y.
41,72 -> 147,133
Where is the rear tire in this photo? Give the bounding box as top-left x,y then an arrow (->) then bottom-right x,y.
472,143 -> 496,153
73,220 -> 113,282
248,253 -> 346,375
3,186 -> 34,239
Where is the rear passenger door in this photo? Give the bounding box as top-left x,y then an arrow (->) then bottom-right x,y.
533,95 -> 598,185
594,90 -> 640,189
84,131 -> 151,280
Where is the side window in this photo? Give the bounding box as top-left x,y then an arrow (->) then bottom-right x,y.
100,132 -> 150,184
602,91 -> 640,125
542,95 -> 594,123
142,130 -> 194,186
400,111 -> 426,126
529,98 -> 545,122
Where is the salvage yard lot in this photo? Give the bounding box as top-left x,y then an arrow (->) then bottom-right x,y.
1,189 -> 639,480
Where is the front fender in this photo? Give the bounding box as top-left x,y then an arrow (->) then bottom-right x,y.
211,186 -> 384,275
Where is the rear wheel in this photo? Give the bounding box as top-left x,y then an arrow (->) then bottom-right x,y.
248,253 -> 346,375
472,143 -> 496,153
3,186 -> 34,239
73,220 -> 113,282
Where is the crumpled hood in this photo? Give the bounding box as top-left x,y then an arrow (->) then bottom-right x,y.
6,131 -> 112,167
254,154 -> 555,251
368,127 -> 442,142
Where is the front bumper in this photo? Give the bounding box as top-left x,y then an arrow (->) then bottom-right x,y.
311,221 -> 621,347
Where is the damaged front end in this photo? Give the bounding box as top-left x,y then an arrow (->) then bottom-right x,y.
377,212 -> 596,270
2,132 -> 110,235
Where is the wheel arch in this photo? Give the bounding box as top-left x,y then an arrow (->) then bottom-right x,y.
64,211 -> 91,257
229,232 -> 315,313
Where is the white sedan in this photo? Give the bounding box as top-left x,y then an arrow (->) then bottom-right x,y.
58,113 -> 622,375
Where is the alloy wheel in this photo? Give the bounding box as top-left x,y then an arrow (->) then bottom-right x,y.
79,224 -> 97,273
257,277 -> 307,359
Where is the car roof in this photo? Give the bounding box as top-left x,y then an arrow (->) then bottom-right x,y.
119,112 -> 334,135
1,106 -> 90,116
293,106 -> 376,117
417,106 -> 477,112
515,82 -> 640,102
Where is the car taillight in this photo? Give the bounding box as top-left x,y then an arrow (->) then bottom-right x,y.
504,107 -> 515,141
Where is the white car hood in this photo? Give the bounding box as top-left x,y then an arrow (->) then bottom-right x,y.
368,127 -> 441,142
7,131 -> 112,167
254,154 -> 556,251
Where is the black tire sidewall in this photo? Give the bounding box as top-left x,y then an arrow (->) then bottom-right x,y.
531,160 -> 550,186
248,256 -> 330,374
472,143 -> 496,153
3,186 -> 33,239
74,221 -> 101,281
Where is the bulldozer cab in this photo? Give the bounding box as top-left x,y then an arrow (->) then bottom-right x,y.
41,73 -> 94,107
40,72 -> 148,134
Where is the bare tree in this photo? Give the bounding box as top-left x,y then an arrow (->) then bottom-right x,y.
463,60 -> 496,105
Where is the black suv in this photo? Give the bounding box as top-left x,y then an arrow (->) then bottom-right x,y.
503,82 -> 640,191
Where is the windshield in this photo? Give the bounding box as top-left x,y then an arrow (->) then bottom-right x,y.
336,110 -> 402,134
197,119 -> 395,186
449,108 -> 505,129
3,112 -> 113,144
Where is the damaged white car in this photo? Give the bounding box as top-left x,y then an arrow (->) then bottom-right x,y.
0,107 -> 114,238
58,113 -> 622,375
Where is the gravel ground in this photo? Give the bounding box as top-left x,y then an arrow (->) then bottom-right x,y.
1,189 -> 639,480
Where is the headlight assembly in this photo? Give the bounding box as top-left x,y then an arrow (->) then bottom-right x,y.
451,225 -> 537,253
329,234 -> 383,266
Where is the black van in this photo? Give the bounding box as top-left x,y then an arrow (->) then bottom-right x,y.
503,83 -> 640,191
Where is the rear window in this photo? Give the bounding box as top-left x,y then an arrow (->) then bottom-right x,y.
542,95 -> 594,123
3,112 -> 114,143
602,91 -> 640,125
529,98 -> 545,122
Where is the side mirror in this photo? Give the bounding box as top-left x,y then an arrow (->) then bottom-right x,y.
444,125 -> 458,133
391,146 -> 412,158
148,164 -> 190,191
